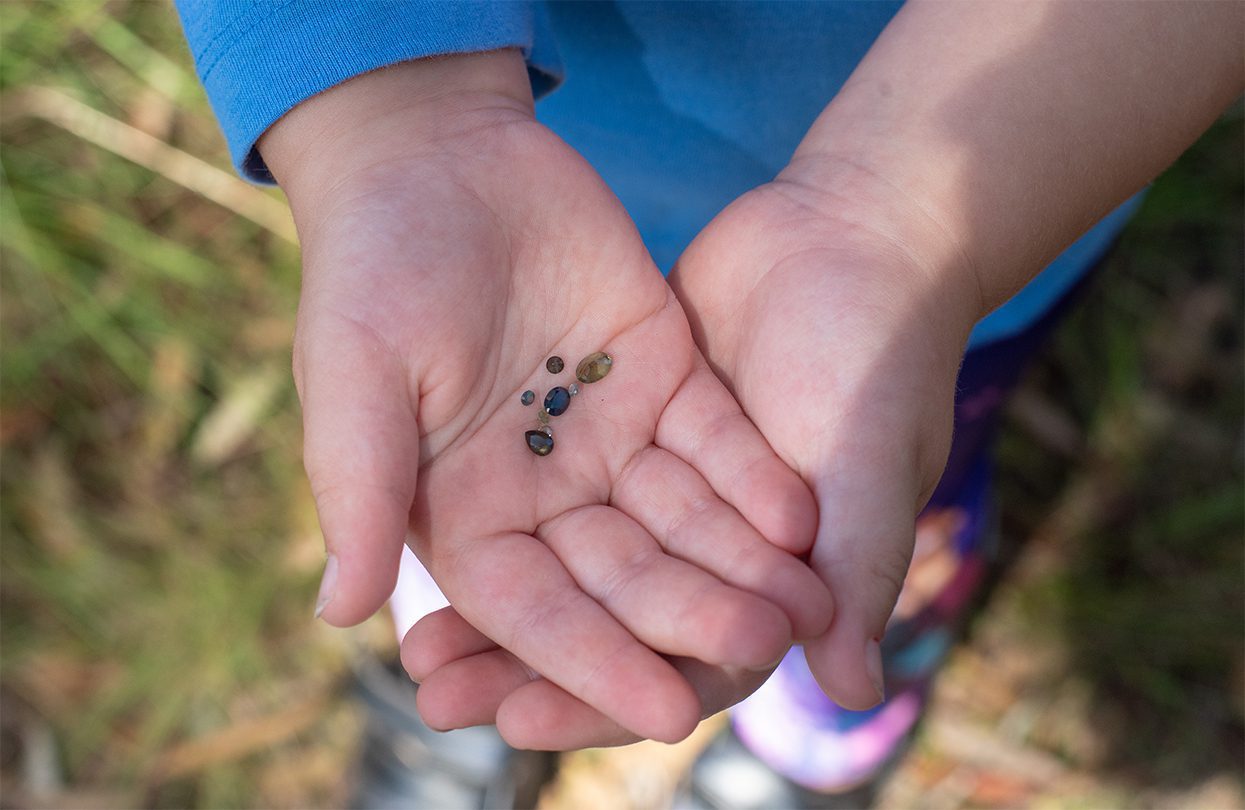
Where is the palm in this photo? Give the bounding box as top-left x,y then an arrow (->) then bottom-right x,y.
293,122 -> 829,743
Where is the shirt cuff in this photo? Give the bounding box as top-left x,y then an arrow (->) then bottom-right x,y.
176,0 -> 563,183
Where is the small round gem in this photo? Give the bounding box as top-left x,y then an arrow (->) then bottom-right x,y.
568,383 -> 580,397
575,352 -> 613,384
543,387 -> 571,416
520,390 -> 535,406
525,430 -> 554,456
537,410 -> 550,425
546,356 -> 565,374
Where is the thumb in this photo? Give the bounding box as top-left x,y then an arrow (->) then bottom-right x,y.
801,441 -> 922,710
296,319 -> 418,626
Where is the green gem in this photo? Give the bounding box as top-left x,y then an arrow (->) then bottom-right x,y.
575,352 -> 613,384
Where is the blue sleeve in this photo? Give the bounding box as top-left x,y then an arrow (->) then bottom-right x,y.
174,0 -> 563,183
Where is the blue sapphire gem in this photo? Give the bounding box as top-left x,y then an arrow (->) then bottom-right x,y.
543,387 -> 571,416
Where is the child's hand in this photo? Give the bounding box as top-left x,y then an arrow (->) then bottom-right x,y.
435,164 -> 984,743
399,161 -> 981,748
668,168 -> 983,711
261,51 -> 830,744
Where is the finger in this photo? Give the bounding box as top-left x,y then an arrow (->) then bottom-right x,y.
498,679 -> 646,750
657,364 -> 818,555
499,656 -> 774,750
409,641 -> 638,748
802,439 -> 921,711
417,649 -> 533,731
404,605 -> 771,745
611,446 -> 833,640
435,530 -> 701,744
401,606 -> 497,682
412,634 -> 774,750
540,505 -> 791,668
297,320 -> 417,626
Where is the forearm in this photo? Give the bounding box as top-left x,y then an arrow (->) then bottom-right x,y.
786,0 -> 1242,319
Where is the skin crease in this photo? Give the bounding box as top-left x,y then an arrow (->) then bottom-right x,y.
259,50 -> 832,745
396,1 -> 1243,750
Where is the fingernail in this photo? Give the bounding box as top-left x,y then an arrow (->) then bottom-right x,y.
865,637 -> 885,703
746,650 -> 790,673
314,554 -> 338,619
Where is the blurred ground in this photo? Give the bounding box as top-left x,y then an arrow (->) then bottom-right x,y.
1,3 -> 1241,809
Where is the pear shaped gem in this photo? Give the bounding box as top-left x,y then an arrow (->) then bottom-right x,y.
525,429 -> 554,456
575,352 -> 613,384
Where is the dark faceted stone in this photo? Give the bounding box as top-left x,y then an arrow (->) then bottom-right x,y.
525,429 -> 554,456
543,387 -> 571,416
520,390 -> 535,406
575,352 -> 613,384
546,356 -> 565,374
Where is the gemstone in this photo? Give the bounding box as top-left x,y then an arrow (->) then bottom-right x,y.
568,383 -> 580,396
525,429 -> 554,456
540,425 -> 553,437
575,352 -> 613,384
546,356 -> 564,374
543,386 -> 571,416
520,390 -> 535,406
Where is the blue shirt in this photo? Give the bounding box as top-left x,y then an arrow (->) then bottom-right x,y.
174,0 -> 1139,348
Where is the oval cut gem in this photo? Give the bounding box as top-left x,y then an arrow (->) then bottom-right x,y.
543,387 -> 571,416
575,352 -> 613,384
520,390 -> 535,406
525,430 -> 554,456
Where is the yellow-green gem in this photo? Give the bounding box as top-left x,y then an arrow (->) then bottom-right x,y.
525,430 -> 554,456
575,352 -> 613,384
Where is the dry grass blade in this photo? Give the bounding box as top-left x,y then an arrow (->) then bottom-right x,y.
146,689 -> 331,786
190,364 -> 287,466
4,86 -> 297,243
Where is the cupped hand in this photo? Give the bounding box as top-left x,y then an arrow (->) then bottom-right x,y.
262,52 -> 830,745
668,165 -> 984,711
398,161 -> 981,747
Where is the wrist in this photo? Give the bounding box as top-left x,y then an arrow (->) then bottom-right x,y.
773,154 -> 986,347
260,49 -> 535,206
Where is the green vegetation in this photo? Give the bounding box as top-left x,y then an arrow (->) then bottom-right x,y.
996,110 -> 1244,788
2,3 -> 364,807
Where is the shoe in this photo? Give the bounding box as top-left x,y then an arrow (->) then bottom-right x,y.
675,726 -> 892,810
349,654 -> 556,809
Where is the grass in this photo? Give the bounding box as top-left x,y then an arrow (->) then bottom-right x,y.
1,3 -> 363,807
1,2 -> 1241,808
